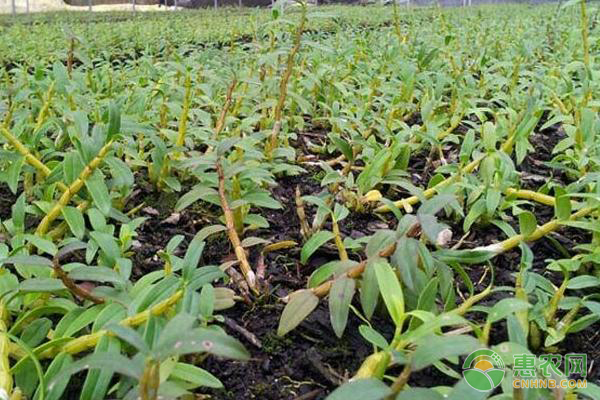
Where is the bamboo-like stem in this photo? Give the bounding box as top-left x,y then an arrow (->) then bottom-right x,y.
0,127 -> 69,192
175,74 -> 191,149
216,160 -> 257,293
213,79 -> 237,140
375,155 -> 483,213
388,363 -> 411,398
266,2 -> 307,156
544,276 -> 568,325
354,284 -> 492,379
475,207 -> 594,254
52,254 -> 104,305
67,38 -> 74,78
231,176 -> 244,236
140,359 -> 159,400
295,186 -> 311,238
36,141 -> 113,236
581,0 -> 590,72
437,111 -> 464,141
331,217 -> 348,261
0,302 -> 13,398
33,82 -> 55,134
35,290 -> 184,359
504,188 -> 557,206
310,242 -> 397,298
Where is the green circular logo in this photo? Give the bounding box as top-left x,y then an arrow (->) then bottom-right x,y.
462,349 -> 506,392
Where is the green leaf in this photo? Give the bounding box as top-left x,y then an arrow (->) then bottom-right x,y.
555,194 -> 571,220
487,298 -> 531,323
49,353 -> 142,387
21,318 -> 52,348
412,334 -> 480,370
1,255 -> 53,268
199,284 -> 215,319
396,388 -> 444,400
518,211 -> 537,237
373,260 -> 405,328
24,234 -> 58,256
107,101 -> 121,138
329,275 -> 355,338
62,206 -> 86,239
194,224 -> 227,241
105,157 -> 133,188
20,278 -> 66,293
301,230 -> 334,264
170,363 -> 223,389
160,327 -> 250,360
391,238 -> 419,291
36,352 -> 73,400
418,194 -> 457,216
577,382 -> 600,400
358,325 -> 389,349
107,324 -> 150,354
329,134 -> 353,161
176,186 -> 217,211
68,265 -> 124,284
360,259 -> 380,320
302,195 -> 333,214
80,336 -> 120,400
277,289 -> 319,336
326,378 -> 391,400
89,231 -> 120,266
567,275 -> 600,289
7,156 -> 24,194
85,170 -> 111,216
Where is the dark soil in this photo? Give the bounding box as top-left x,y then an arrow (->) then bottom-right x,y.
1,117 -> 598,399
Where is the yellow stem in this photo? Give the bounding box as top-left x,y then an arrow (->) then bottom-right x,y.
477,207 -> 594,254
332,218 -> 348,261
375,156 -> 482,213
504,188 -> 557,206
35,141 -> 113,236
175,74 -> 191,149
34,82 -> 55,133
0,302 -> 13,396
37,290 -> 183,359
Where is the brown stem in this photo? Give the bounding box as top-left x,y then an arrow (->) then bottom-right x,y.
267,3 -> 307,155
388,363 -> 412,398
295,186 -> 311,238
311,242 -> 397,298
67,38 -> 74,78
216,160 -> 257,293
53,253 -> 104,305
213,78 -> 237,140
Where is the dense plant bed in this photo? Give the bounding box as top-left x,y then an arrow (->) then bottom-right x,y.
0,2 -> 599,399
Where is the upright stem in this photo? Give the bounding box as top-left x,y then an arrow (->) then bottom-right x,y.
216,160 -> 257,293
0,301 -> 13,398
175,74 -> 191,149
266,2 -> 307,157
67,38 -> 75,79
213,79 -> 237,141
581,0 -> 590,71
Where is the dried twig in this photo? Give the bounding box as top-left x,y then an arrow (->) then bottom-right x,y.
223,316 -> 262,348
